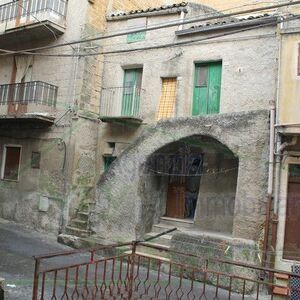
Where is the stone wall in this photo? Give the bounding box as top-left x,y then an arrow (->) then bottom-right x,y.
92,110 -> 270,242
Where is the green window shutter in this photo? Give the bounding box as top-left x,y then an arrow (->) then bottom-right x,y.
192,62 -> 222,116
207,63 -> 222,114
127,32 -> 146,43
121,68 -> 142,116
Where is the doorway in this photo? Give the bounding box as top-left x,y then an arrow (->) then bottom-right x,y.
283,164 -> 300,261
165,153 -> 202,220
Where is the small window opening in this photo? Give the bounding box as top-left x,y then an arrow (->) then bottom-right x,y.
1,145 -> 21,181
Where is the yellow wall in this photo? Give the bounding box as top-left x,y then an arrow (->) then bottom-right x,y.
108,0 -> 300,14
279,34 -> 300,124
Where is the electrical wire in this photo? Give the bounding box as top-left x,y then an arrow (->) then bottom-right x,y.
0,16 -> 284,58
0,0 -> 299,56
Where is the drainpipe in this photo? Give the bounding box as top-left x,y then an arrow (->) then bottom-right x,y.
262,105 -> 276,267
267,16 -> 284,268
268,105 -> 276,196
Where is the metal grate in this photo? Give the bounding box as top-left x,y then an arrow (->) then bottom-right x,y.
291,265 -> 300,299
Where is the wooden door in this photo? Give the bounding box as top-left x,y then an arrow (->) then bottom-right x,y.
192,62 -> 222,116
166,183 -> 185,219
283,164 -> 300,261
121,69 -> 142,116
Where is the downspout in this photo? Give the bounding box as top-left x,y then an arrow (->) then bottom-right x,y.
262,16 -> 285,267
262,104 -> 275,267
274,15 -> 285,216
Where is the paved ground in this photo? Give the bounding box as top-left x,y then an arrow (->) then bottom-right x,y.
0,218 -> 266,299
0,218 -> 71,299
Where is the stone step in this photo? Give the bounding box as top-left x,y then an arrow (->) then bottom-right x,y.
70,218 -> 88,230
151,223 -> 181,234
275,273 -> 289,281
65,225 -> 92,238
159,217 -> 194,230
136,242 -> 170,260
273,286 -> 289,297
144,232 -> 172,247
77,211 -> 89,221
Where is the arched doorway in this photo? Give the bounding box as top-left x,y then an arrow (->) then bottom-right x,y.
144,135 -> 239,235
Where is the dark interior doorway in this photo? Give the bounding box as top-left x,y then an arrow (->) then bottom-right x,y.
283,164 -> 300,261
165,154 -> 202,219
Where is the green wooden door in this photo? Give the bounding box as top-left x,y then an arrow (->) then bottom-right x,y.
122,69 -> 142,116
192,62 -> 222,116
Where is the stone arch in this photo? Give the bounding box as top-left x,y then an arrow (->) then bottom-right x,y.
92,110 -> 269,242
140,134 -> 239,235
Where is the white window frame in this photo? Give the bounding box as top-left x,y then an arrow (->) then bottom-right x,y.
1,144 -> 22,181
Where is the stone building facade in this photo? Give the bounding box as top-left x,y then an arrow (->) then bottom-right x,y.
1,1 -> 300,284
89,2 -> 280,267
0,0 -> 108,233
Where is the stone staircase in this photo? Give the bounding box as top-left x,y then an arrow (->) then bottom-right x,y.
65,207 -> 93,238
136,217 -> 194,260
272,273 -> 289,298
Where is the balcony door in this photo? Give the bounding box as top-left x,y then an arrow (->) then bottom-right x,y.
8,55 -> 33,115
192,62 -> 222,116
121,68 -> 142,117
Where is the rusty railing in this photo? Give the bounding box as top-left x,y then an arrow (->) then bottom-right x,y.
0,81 -> 57,107
32,238 -> 300,299
0,0 -> 68,23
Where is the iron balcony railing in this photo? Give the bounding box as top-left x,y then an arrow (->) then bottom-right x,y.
100,86 -> 143,118
0,81 -> 58,107
0,0 -> 68,24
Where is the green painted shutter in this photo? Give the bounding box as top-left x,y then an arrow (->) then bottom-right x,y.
192,62 -> 222,116
207,63 -> 222,114
121,69 -> 142,116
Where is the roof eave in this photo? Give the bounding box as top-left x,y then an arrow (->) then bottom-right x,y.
107,7 -> 188,21
175,16 -> 278,36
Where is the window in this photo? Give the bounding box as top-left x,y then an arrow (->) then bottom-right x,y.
156,78 -> 177,120
1,145 -> 21,181
127,18 -> 147,43
104,156 -> 116,172
121,68 -> 143,116
31,151 -> 41,169
192,62 -> 222,116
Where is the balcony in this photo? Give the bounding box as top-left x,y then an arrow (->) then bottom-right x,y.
100,86 -> 143,124
0,0 -> 67,48
0,81 -> 57,126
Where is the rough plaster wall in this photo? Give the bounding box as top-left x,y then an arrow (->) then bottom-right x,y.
92,110 -> 269,242
102,16 -> 277,123
67,117 -> 99,218
171,232 -> 259,290
195,155 -> 238,234
0,130 -> 66,233
279,27 -> 300,124
139,172 -> 168,233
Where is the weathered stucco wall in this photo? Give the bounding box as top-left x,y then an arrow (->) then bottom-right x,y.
102,12 -> 278,124
195,153 -> 238,234
92,110 -> 269,242
279,20 -> 300,124
0,128 -> 66,233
